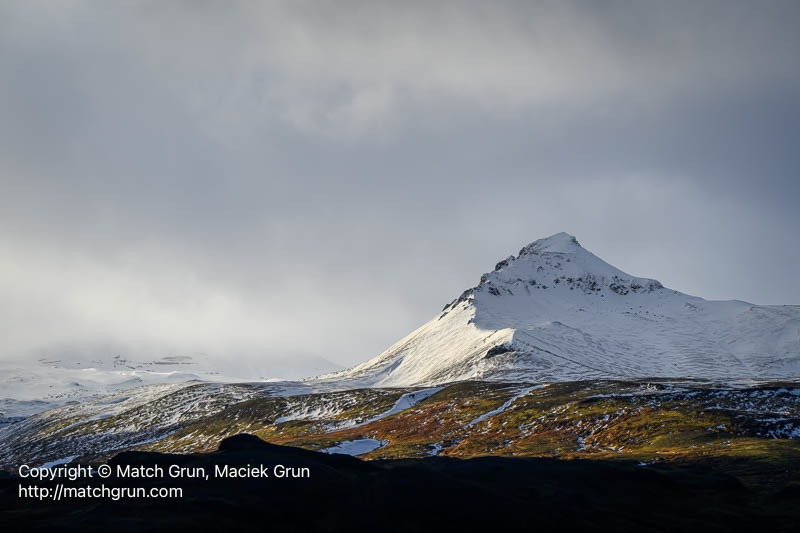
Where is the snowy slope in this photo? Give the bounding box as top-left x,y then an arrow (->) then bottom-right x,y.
321,233 -> 800,386
0,355 -> 245,421
0,352 -> 343,421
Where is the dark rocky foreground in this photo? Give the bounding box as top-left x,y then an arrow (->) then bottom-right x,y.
2,434 -> 799,532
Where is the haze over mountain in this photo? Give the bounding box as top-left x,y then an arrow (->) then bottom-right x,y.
0,353 -> 342,421
325,233 -> 800,386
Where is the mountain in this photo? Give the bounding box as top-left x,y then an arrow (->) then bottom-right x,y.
2,232 -> 798,471
0,354 -> 239,424
0,353 -> 344,423
322,232 -> 800,386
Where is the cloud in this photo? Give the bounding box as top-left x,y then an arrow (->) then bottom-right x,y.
0,1 -> 798,371
224,0 -> 799,135
8,1 -> 798,138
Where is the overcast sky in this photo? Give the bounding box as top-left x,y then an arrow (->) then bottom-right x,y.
1,1 -> 799,374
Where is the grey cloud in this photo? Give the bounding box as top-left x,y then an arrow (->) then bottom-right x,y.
0,1 -> 798,372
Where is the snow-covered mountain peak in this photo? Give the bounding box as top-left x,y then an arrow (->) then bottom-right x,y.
322,233 -> 800,387
466,233 -> 664,308
517,232 -> 582,256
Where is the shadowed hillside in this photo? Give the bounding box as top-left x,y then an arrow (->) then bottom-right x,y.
2,434 -> 800,531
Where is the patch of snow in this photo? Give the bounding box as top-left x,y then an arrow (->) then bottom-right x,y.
39,455 -> 78,469
321,439 -> 387,456
343,387 -> 444,430
427,443 -> 444,456
465,385 -> 547,427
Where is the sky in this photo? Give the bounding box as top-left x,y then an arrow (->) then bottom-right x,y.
1,1 -> 799,376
